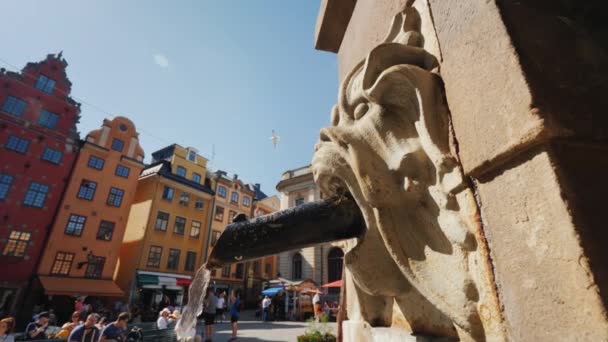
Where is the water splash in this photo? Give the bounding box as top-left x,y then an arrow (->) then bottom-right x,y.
175,263 -> 211,340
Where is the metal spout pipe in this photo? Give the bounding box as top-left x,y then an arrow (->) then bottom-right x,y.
207,194 -> 364,268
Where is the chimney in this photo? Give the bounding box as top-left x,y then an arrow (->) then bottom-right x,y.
234,174 -> 238,180
255,183 -> 260,190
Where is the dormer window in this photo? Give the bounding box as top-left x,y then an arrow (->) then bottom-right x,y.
176,166 -> 186,178
35,75 -> 56,94
187,150 -> 196,162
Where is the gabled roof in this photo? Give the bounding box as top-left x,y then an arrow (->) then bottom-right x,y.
140,160 -> 214,195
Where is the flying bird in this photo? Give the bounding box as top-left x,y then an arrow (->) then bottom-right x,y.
270,130 -> 281,149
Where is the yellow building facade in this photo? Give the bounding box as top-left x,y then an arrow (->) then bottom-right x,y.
115,144 -> 214,316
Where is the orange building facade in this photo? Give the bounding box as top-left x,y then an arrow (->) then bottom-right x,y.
36,117 -> 144,319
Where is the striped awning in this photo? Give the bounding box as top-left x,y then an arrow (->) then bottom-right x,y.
136,271 -> 192,287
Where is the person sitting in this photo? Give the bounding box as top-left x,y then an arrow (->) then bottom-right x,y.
25,311 -> 49,340
0,317 -> 15,342
156,308 -> 170,329
100,312 -> 129,342
68,314 -> 100,342
55,311 -> 82,338
168,310 -> 181,328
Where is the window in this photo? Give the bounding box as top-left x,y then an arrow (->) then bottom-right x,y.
195,198 -> 204,210
217,186 -> 227,198
230,192 -> 239,204
214,206 -> 224,221
35,75 -> 56,94
292,253 -> 303,280
190,220 -> 201,238
327,248 -> 345,294
155,211 -> 169,231
0,174 -> 14,200
211,230 -> 221,246
265,263 -> 271,276
176,166 -> 186,177
5,135 -> 29,154
23,182 -> 49,207
85,256 -> 105,279
243,196 -> 251,207
185,251 -> 197,272
167,249 -> 180,270
111,138 -> 124,152
147,246 -> 162,268
115,164 -> 130,178
179,192 -> 190,206
187,150 -> 196,162
253,260 -> 260,275
235,263 -> 244,278
65,214 -> 86,236
87,156 -> 105,170
50,252 -> 74,276
77,180 -> 97,200
295,197 -> 305,206
229,210 -> 237,222
41,148 -> 62,164
97,221 -> 115,241
192,173 -> 201,184
2,96 -> 26,116
174,216 -> 186,235
2,230 -> 31,257
162,186 -> 174,201
107,187 -> 124,207
222,265 -> 231,277
38,110 -> 59,129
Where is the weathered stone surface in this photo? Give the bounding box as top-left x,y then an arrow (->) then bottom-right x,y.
428,0 -> 608,176
476,145 -> 608,341
314,0 -> 357,53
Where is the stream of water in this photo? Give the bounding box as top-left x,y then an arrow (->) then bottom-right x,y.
174,263 -> 211,340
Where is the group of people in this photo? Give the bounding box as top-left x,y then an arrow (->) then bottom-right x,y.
197,288 -> 241,342
0,311 -> 132,342
155,308 -> 181,329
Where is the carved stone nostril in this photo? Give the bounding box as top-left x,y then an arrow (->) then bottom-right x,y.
320,130 -> 331,142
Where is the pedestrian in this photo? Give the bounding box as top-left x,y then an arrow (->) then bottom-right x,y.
68,313 -> 100,342
262,296 -> 271,322
215,292 -> 225,323
228,291 -> 241,342
55,311 -> 82,338
202,288 -> 217,342
0,317 -> 15,342
75,298 -> 85,315
100,312 -> 129,342
312,291 -> 321,321
156,308 -> 170,329
25,311 -> 49,340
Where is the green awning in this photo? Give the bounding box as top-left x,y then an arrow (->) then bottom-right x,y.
137,274 -> 159,285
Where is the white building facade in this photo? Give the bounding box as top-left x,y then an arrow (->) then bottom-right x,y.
275,165 -> 345,292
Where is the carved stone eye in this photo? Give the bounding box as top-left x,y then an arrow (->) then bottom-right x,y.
354,103 -> 369,120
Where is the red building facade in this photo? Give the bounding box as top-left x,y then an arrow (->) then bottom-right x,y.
0,53 -> 81,317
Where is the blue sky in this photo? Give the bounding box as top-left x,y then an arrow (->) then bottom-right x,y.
1,1 -> 338,195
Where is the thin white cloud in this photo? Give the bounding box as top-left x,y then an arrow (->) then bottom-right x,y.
153,54 -> 169,68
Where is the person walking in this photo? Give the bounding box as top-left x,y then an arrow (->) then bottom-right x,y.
228,291 -> 241,342
202,288 -> 217,342
215,292 -> 225,323
25,311 -> 49,340
312,291 -> 321,321
68,314 -> 100,342
261,296 -> 271,322
0,317 -> 15,342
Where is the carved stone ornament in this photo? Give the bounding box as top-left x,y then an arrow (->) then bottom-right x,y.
312,4 -> 504,341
